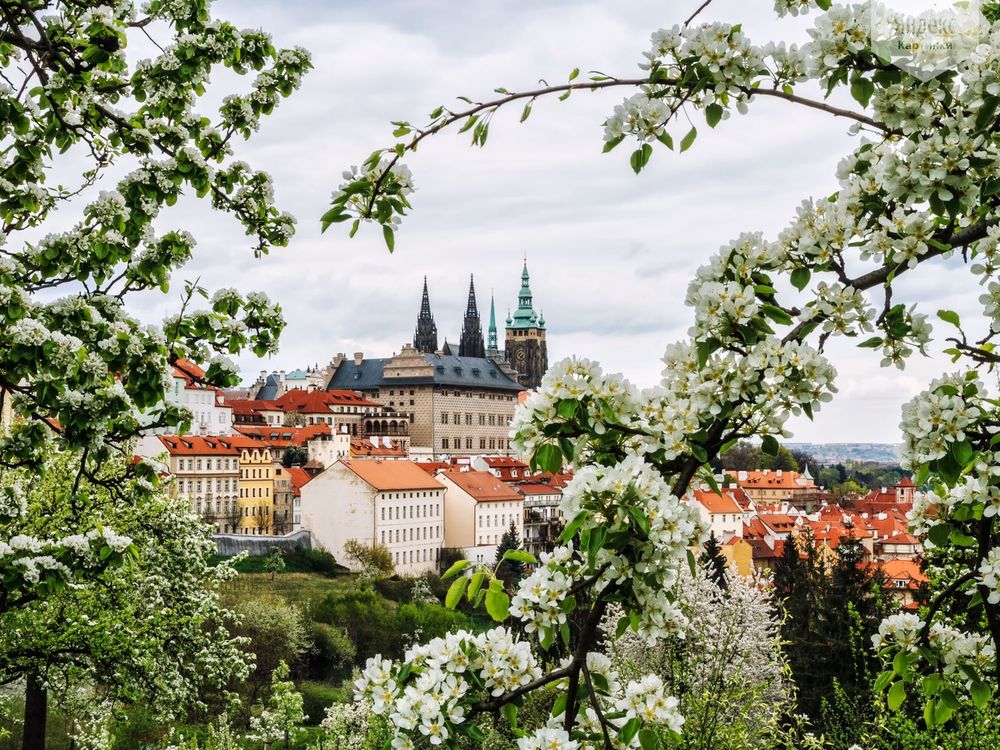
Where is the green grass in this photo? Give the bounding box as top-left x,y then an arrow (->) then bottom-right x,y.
220,571 -> 359,616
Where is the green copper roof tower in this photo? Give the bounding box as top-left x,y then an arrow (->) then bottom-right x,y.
487,292 -> 499,354
509,259 -> 542,330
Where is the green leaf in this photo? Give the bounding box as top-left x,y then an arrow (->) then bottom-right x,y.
638,729 -> 660,750
619,718 -> 642,746
850,77 -> 875,108
679,126 -> 697,153
569,67 -> 580,81
970,680 -> 991,709
552,693 -> 567,717
893,652 -> 908,676
816,0 -> 832,8
705,103 -> 724,128
485,589 -> 510,621
468,571 -> 485,601
928,523 -> 951,547
603,135 -> 625,153
859,336 -> 884,349
656,131 -> 674,150
790,267 -> 811,291
442,559 -> 470,580
761,434 -> 780,457
502,702 -> 518,728
520,102 -> 533,123
556,399 -> 579,420
887,680 -> 906,711
630,143 -> 653,174
687,548 -> 697,577
502,550 -> 537,564
921,674 -> 942,696
937,309 -> 961,328
382,225 -> 395,252
535,443 -> 563,474
560,512 -> 588,542
446,576 -> 469,609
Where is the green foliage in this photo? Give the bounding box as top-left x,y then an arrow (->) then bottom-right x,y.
496,523 -> 525,586
230,600 -> 311,700
307,623 -> 355,681
699,533 -> 728,590
216,547 -> 344,577
312,589 -> 397,663
298,682 -> 346,727
342,539 -> 395,581
282,447 -> 309,468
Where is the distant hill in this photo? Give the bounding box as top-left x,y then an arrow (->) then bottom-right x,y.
788,442 -> 902,465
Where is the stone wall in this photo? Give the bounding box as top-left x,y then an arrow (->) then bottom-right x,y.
213,529 -> 312,557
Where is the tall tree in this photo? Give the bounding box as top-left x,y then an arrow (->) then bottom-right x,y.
700,532 -> 729,590
496,522 -> 524,586
0,449 -> 251,748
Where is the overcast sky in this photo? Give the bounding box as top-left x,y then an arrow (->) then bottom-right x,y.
110,0 -> 993,444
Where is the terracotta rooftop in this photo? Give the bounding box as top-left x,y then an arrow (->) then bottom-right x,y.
692,489 -> 743,514
350,437 -> 407,457
442,469 -> 522,502
158,435 -> 264,456
341,459 -> 445,491
515,482 -> 563,496
736,470 -> 817,491
286,466 -> 314,496
275,388 -> 383,412
234,424 -> 331,447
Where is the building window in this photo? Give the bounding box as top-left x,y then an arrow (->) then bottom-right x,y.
465,413 -> 472,425
480,438 -> 486,450
442,438 -> 449,450
440,412 -> 449,424
466,437 -> 473,450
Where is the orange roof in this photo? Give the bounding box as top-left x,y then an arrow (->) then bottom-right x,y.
234,424 -> 331,447
415,461 -> 452,474
341,460 -> 444,491
881,532 -> 920,546
158,435 -> 240,456
516,482 -> 562,496
743,517 -> 770,541
737,470 -> 817,491
172,357 -> 206,385
350,437 -> 407,457
897,476 -> 915,488
878,559 -> 928,587
692,489 -> 742,514
758,513 -> 798,531
286,466 -> 314,497
275,388 -> 383,413
442,470 -> 522,502
481,456 -> 529,469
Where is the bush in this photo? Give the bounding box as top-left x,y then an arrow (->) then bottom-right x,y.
312,588 -> 399,662
299,682 -> 349,726
212,545 -> 346,577
308,622 -> 356,681
393,602 -> 470,644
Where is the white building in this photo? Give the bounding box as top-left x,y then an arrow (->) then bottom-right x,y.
142,359 -> 234,436
299,459 -> 445,575
437,470 -> 524,565
688,489 -> 744,543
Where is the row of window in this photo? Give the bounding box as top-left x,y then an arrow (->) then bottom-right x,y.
381,504 -> 441,521
178,457 -> 238,472
394,548 -> 439,565
241,467 -> 271,479
479,513 -> 519,528
179,478 -> 236,493
381,526 -> 440,544
240,487 -> 272,499
440,412 -> 511,426
441,437 -> 513,450
437,391 -> 515,401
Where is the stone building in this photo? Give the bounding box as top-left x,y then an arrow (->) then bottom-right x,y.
325,345 -> 523,457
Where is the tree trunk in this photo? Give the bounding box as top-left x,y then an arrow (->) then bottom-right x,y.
21,674 -> 47,750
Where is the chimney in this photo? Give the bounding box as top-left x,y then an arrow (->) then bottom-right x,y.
775,469 -> 782,477
738,470 -> 747,481
369,436 -> 378,448
354,352 -> 364,366
382,436 -> 391,448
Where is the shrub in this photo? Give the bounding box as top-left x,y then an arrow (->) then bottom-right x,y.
299,682 -> 348,727
308,622 -> 356,681
393,602 -> 470,645
312,589 -> 398,662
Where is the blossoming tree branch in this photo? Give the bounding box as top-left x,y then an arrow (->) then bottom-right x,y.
0,1 -> 310,744
331,0 -> 1000,747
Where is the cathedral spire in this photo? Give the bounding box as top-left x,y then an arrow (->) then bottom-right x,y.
459,274 -> 485,358
413,276 -> 438,353
487,292 -> 498,354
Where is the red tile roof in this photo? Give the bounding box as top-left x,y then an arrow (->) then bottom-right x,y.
341,460 -> 444,491
515,482 -> 563,496
737,470 -> 817,491
286,466 -> 314,497
158,435 -> 246,456
442,470 -> 522,502
350,437 -> 407,457
234,424 -> 331,447
275,388 -> 382,413
692,489 -> 743,514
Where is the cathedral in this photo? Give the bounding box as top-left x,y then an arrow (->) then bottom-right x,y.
412,261 -> 548,389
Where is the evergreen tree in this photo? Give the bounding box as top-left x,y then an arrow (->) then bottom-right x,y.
700,532 -> 729,589
496,522 -> 524,586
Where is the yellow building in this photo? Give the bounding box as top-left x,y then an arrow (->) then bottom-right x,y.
232,436 -> 275,535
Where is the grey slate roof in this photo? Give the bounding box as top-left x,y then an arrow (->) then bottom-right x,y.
327,354 -> 523,392
254,373 -> 281,400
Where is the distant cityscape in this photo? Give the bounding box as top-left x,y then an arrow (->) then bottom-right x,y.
786,443 -> 903,465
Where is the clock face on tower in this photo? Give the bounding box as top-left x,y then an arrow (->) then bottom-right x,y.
515,348 -> 527,365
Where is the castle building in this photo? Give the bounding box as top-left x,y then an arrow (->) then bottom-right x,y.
504,261 -> 548,389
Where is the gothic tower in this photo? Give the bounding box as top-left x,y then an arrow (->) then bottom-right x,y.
504,259 -> 548,388
413,276 -> 439,354
458,275 -> 486,358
